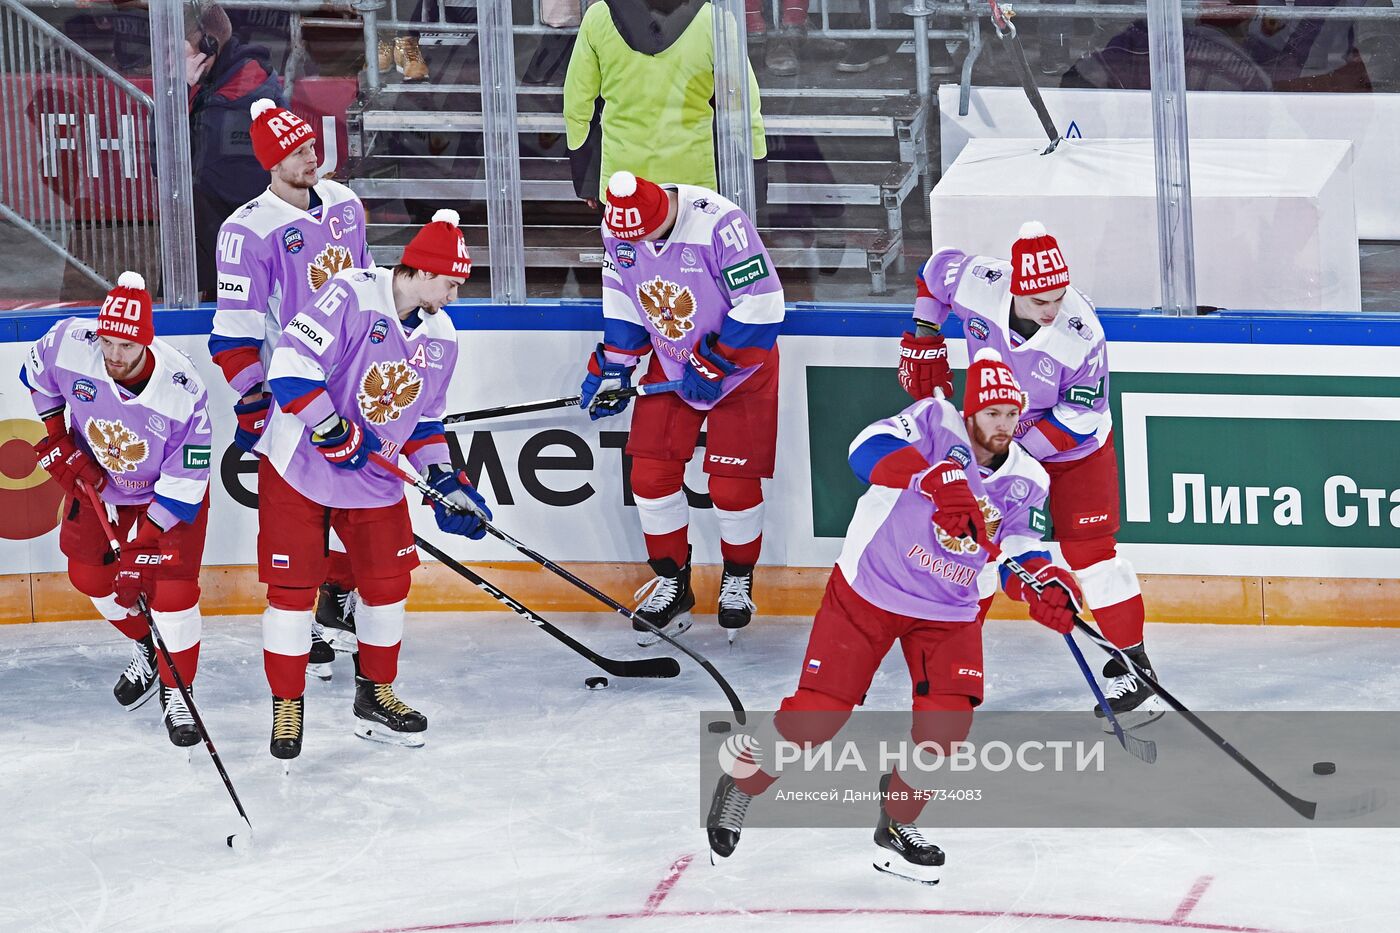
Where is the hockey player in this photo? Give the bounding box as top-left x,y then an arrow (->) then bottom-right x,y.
705,350 -> 1081,883
581,171 -> 784,645
21,273 -> 213,748
898,223 -> 1161,726
208,97 -> 371,672
258,208 -> 486,760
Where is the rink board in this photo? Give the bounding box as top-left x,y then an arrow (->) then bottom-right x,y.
1,302 -> 1398,624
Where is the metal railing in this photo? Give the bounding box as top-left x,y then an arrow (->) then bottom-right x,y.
0,0 -> 160,292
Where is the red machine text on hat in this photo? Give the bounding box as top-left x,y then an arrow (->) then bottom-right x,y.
402,209 -> 472,278
602,172 -> 669,240
963,348 -> 1026,417
1010,221 -> 1071,296
249,98 -> 316,171
98,271 -> 154,346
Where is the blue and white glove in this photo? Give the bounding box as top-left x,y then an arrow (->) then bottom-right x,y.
579,344 -> 635,421
427,466 -> 491,539
680,333 -> 739,404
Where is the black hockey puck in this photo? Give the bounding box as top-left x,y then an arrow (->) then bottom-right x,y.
1313,761 -> 1336,775
707,721 -> 732,734
585,676 -> 609,690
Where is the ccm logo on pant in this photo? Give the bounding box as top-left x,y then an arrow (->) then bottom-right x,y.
1075,513 -> 1111,526
396,544 -> 417,558
957,668 -> 983,678
707,454 -> 749,466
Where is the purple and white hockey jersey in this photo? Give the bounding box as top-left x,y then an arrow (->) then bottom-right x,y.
263,268 -> 456,509
600,185 -> 784,410
841,397 -> 1051,621
915,249 -> 1112,463
209,178 -> 370,395
21,318 -> 213,530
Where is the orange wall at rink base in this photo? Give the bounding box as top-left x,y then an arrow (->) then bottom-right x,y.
6,564 -> 1400,628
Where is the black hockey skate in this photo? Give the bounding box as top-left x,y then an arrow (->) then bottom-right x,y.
872,773 -> 944,884
717,562 -> 756,640
632,554 -> 695,647
353,676 -> 426,747
308,617 -> 335,682
160,684 -> 200,747
113,633 -> 158,709
1093,644 -> 1166,730
270,695 -> 304,761
706,773 -> 753,862
315,583 -> 358,653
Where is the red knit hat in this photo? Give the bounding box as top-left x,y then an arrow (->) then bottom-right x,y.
963,348 -> 1026,417
603,172 -> 670,240
97,271 -> 154,346
1010,221 -> 1071,296
249,98 -> 316,171
402,209 -> 472,278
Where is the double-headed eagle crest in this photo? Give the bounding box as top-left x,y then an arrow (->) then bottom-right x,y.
84,418 -> 148,473
307,244 -> 355,292
358,360 -> 422,425
936,496 -> 1003,555
636,277 -> 696,341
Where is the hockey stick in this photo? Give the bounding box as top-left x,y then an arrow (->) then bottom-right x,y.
990,541 -> 1383,821
81,482 -> 254,847
372,453 -> 748,724
412,533 -> 681,680
443,379 -> 683,425
986,0 -> 1062,154
1063,631 -> 1157,764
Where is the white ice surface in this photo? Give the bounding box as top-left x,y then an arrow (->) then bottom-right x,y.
3,611 -> 1398,933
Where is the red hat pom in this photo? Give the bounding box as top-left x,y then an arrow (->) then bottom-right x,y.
1010,221 -> 1071,296
97,271 -> 155,346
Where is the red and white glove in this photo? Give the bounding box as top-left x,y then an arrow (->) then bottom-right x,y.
34,433 -> 107,497
1005,560 -> 1083,635
898,331 -> 953,401
915,459 -> 986,546
114,518 -> 178,610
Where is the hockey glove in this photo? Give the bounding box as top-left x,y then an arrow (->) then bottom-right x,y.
427,466 -> 492,539
681,333 -> 739,404
233,391 -> 272,454
579,344 -> 635,421
915,459 -> 987,547
897,331 -> 953,401
115,518 -> 177,610
1004,560 -> 1083,635
34,432 -> 107,497
312,417 -> 382,471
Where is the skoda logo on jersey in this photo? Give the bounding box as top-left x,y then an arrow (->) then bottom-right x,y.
1038,357 -> 1056,378
146,414 -> 167,435
369,319 -> 390,344
343,205 -> 355,224
680,247 -> 699,268
615,243 -> 636,269
946,444 -> 971,468
283,227 -> 305,254
968,318 -> 990,340
426,341 -> 444,363
1010,478 -> 1030,502
72,379 -> 97,402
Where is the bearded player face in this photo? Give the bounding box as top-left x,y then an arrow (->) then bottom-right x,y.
273,139 -> 319,189
98,335 -> 146,381
968,404 -> 1019,456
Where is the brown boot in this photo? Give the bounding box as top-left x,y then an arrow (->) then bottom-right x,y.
394,36 -> 430,82
376,38 -> 393,73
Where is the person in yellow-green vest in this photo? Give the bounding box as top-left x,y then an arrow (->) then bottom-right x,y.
563,0 -> 768,211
